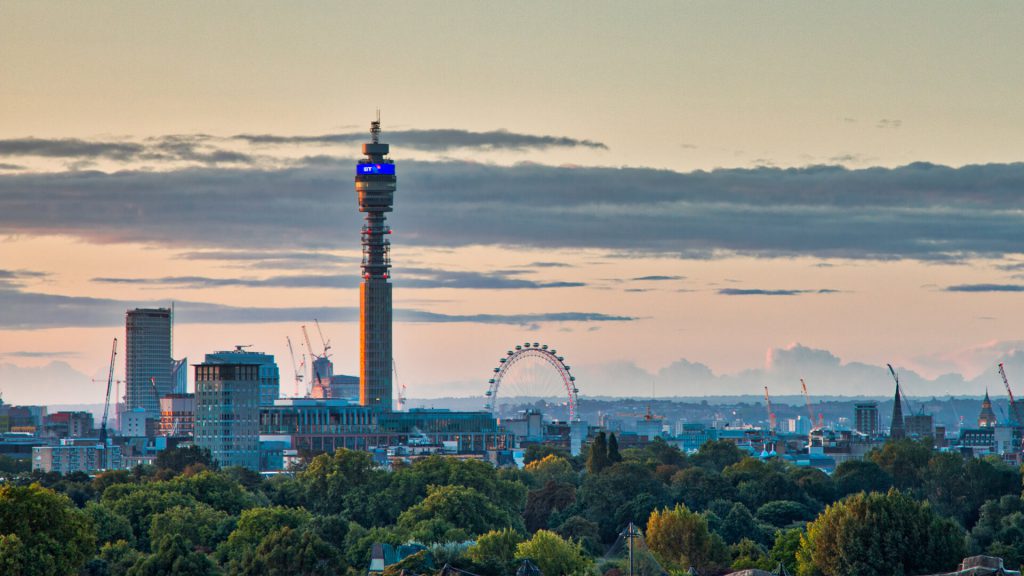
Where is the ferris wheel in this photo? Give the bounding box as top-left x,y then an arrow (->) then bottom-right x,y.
485,342 -> 580,422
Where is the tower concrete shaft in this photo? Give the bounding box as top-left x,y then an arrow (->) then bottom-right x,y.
355,117 -> 395,411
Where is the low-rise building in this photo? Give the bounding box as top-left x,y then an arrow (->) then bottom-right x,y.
32,438 -> 121,474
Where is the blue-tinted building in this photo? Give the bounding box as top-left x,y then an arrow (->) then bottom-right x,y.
194,362 -> 261,470
259,399 -> 511,462
204,347 -> 280,407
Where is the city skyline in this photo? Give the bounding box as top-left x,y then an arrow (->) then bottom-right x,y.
2,2 -> 1024,405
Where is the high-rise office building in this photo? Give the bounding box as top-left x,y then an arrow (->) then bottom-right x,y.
854,402 -> 879,436
204,347 -> 280,406
125,308 -> 173,419
171,357 -> 188,394
194,362 -> 261,470
355,116 -> 396,411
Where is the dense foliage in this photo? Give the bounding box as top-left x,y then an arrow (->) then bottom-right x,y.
0,438 -> 1021,575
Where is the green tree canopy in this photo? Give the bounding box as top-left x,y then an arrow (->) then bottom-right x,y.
645,504 -> 729,574
0,483 -> 97,576
796,489 -> 965,576
587,432 -> 611,474
127,534 -> 219,576
524,480 -> 576,532
397,484 -> 524,542
515,530 -> 593,576
234,526 -> 342,576
524,455 -> 577,487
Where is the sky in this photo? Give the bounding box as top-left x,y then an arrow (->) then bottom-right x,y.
0,1 -> 1023,405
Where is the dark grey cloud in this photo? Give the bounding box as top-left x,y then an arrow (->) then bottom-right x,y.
178,249 -> 351,263
0,163 -> 24,170
234,129 -> 607,152
92,275 -> 356,290
0,286 -> 623,329
141,135 -> 254,165
945,284 -> 1024,293
633,275 -> 685,281
92,267 -> 584,290
718,288 -> 839,296
0,135 -> 252,166
1,160 -> 1024,261
0,138 -> 145,160
523,262 -> 572,268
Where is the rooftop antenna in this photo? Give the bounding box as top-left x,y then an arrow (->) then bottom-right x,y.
371,109 -> 381,144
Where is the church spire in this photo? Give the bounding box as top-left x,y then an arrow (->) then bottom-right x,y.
890,381 -> 905,439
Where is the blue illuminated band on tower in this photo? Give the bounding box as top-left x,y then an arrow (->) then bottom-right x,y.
355,117 -> 395,411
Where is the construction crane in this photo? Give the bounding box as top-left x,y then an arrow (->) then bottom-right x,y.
999,363 -> 1020,425
286,336 -> 304,398
99,338 -> 117,446
302,325 -> 326,393
314,318 -> 332,357
888,363 -> 919,415
763,386 -> 776,433
800,378 -> 823,428
394,358 -> 406,410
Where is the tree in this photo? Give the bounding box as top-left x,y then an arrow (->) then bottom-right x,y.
128,534 -> 219,576
730,538 -> 772,571
969,495 -> 1024,569
235,526 -> 342,576
576,461 -> 669,542
645,504 -> 729,574
690,440 -> 744,473
867,439 -> 932,493
607,433 -> 623,464
0,483 -> 97,576
670,467 -> 738,511
720,503 -> 769,546
101,483 -> 201,551
554,516 -> 603,556
93,537 -> 144,573
150,503 -> 234,553
523,445 -> 573,466
525,480 -> 576,532
587,432 -> 611,474
515,530 -> 593,576
397,484 -> 523,542
796,490 -> 965,576
467,528 -> 524,575
831,460 -> 892,497
154,446 -> 214,474
768,528 -> 803,575
85,501 -> 135,547
755,500 -> 812,528
524,455 -> 577,487
217,506 -> 312,571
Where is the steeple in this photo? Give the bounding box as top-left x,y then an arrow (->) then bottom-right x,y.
890,381 -> 905,439
978,389 -> 998,428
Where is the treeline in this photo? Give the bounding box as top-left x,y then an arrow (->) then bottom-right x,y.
1,438 -> 1023,576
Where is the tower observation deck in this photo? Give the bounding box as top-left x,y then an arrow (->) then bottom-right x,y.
355,116 -> 395,411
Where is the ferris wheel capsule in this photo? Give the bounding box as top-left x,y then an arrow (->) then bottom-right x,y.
499,358 -> 506,363
541,345 -> 548,350
515,345 -> 522,350
557,356 -> 564,361
523,342 -> 531,347
532,342 -> 539,347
